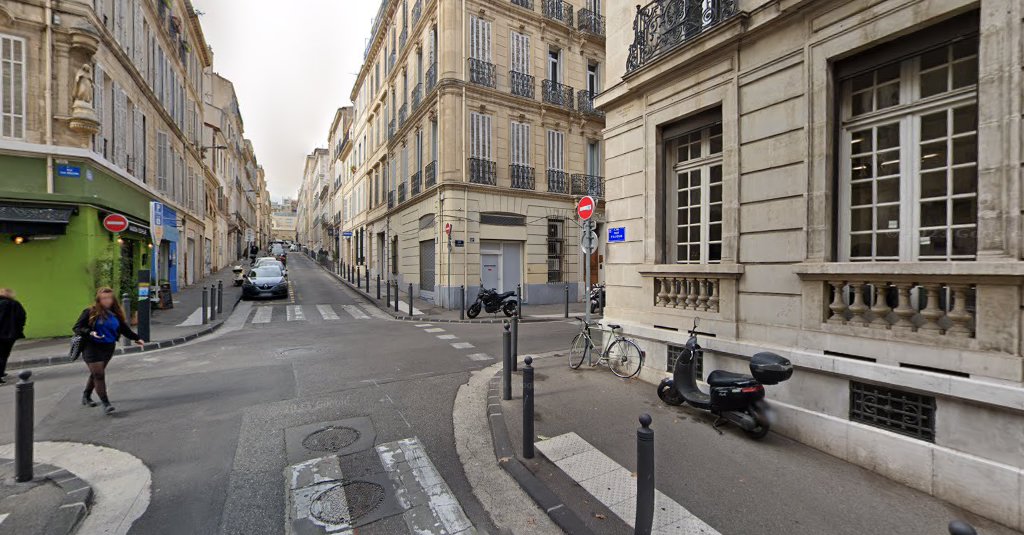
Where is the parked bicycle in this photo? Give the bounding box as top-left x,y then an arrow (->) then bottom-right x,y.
568,318 -> 644,378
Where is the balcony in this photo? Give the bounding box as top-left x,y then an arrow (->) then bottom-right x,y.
468,58 -> 497,88
412,0 -> 422,25
411,171 -> 422,195
571,174 -> 603,199
511,0 -> 534,9
578,8 -> 605,36
627,0 -> 741,74
411,83 -> 423,110
510,165 -> 535,190
547,169 -> 569,194
398,104 -> 408,128
641,265 -> 744,321
426,63 -> 438,92
510,71 -> 535,99
577,90 -> 604,117
542,0 -> 573,26
542,80 -> 574,109
398,182 -> 407,203
425,160 -> 437,187
468,158 -> 497,185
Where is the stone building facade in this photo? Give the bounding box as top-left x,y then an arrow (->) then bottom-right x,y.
597,0 -> 1023,528
334,0 -> 608,306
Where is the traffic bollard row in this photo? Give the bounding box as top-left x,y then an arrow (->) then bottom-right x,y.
635,414 -> 655,535
523,356 -> 535,459
502,322 -> 512,401
15,371 -> 34,482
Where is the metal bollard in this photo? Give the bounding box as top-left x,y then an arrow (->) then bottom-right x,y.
511,316 -> 519,372
516,283 -> 523,319
217,280 -> 224,314
948,521 -> 978,535
387,279 -> 392,306
202,286 -> 209,324
209,285 -> 217,321
366,270 -> 370,293
408,283 -> 414,317
394,281 -> 400,313
15,370 -> 34,482
502,322 -> 512,401
635,414 -> 655,535
459,285 -> 465,320
523,356 -> 535,459
564,284 -> 570,319
377,275 -> 381,300
122,293 -> 132,346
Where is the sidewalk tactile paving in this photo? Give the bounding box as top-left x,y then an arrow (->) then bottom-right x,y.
578,467 -> 637,506
535,432 -> 592,462
552,449 -> 620,482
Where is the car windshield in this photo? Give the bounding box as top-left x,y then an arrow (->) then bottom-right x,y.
252,267 -> 282,278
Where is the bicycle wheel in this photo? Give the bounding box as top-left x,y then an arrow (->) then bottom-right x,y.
569,332 -> 590,369
607,338 -> 644,378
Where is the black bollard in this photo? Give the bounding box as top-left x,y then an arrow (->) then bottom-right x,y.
511,316 -> 519,372
209,285 -> 217,321
516,283 -> 523,319
635,414 -> 655,535
564,284 -> 570,319
218,280 -> 224,313
948,521 -> 978,535
202,286 -> 209,324
137,270 -> 151,342
122,293 -> 132,346
523,356 -> 535,459
394,281 -> 399,313
377,275 -> 381,300
459,285 -> 465,320
366,270 -> 370,293
502,322 -> 512,401
387,279 -> 392,306
408,283 -> 414,317
15,370 -> 34,482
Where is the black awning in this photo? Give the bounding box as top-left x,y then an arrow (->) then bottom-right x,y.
0,202 -> 76,235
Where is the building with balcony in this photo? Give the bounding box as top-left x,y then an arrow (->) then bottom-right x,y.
597,0 -> 1024,529
328,107 -> 354,265
336,0 -> 607,307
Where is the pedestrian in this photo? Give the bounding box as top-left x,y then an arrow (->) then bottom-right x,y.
73,287 -> 145,414
0,288 -> 27,385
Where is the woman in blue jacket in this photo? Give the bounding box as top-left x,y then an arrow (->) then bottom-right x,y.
73,287 -> 145,414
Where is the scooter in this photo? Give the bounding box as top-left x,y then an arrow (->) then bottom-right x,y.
657,319 -> 793,439
232,265 -> 245,287
589,284 -> 606,314
466,286 -> 518,319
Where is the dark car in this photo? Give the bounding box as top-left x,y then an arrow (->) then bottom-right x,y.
242,266 -> 289,300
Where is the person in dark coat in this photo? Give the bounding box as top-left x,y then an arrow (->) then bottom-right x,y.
0,288 -> 27,385
73,287 -> 145,414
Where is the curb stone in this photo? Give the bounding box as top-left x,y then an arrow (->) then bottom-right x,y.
0,459 -> 93,535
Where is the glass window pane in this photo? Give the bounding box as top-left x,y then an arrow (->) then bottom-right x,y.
851,91 -> 871,116
876,205 -> 900,230
921,111 -> 947,141
952,38 -> 978,60
708,224 -> 721,242
709,165 -> 722,183
952,60 -> 977,89
709,184 -> 721,203
689,246 -> 700,261
952,198 -> 976,226
851,207 -> 872,232
851,130 -> 872,154
876,232 -> 899,257
952,228 -> 977,257
709,204 -> 722,223
920,69 -> 948,98
952,166 -> 976,195
689,208 -> 700,224
689,226 -> 700,242
851,181 -> 873,206
920,171 -> 947,199
877,63 -> 900,83
877,177 -> 899,203
920,48 -> 948,70
850,234 -> 872,258
876,124 -> 900,150
676,245 -> 686,261
851,72 -> 873,92
952,134 -> 976,165
921,200 -> 947,227
953,105 -> 977,134
920,141 -> 948,170
709,135 -> 722,155
876,151 -> 900,176
708,243 -> 721,262
851,155 -> 873,179
876,82 -> 899,110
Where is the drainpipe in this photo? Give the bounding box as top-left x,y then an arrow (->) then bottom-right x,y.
460,0 -> 469,293
45,0 -> 54,193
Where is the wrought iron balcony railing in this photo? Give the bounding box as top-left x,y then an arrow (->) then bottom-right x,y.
626,0 -> 740,74
398,104 -> 408,128
511,0 -> 534,9
510,165 -> 536,190
510,71 -> 535,99
412,0 -> 422,25
542,0 -> 573,26
468,58 -> 497,88
547,169 -> 569,194
577,90 -> 604,117
388,190 -> 395,208
469,158 -> 497,185
398,182 -> 407,203
411,171 -> 422,195
411,83 -> 423,110
542,80 -> 574,109
571,174 -> 603,199
578,8 -> 606,36
425,160 -> 437,187
426,63 -> 438,92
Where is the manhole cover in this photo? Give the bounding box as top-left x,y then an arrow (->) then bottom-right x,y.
310,481 -> 385,524
302,426 -> 360,452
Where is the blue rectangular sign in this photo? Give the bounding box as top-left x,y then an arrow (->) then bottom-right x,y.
342,231 -> 354,238
608,227 -> 626,243
57,165 -> 81,177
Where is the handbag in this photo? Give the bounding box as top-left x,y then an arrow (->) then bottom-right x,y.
69,334 -> 84,361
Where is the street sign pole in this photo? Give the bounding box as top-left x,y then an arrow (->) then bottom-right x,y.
584,219 -> 592,332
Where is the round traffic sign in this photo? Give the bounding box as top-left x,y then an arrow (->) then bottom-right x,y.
444,222 -> 453,236
576,196 -> 596,221
581,230 -> 599,254
103,213 -> 129,233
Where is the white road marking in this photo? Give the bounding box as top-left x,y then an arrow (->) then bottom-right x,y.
451,342 -> 475,349
467,353 -> 492,361
415,323 -> 432,327
424,327 -> 445,333
286,305 -> 304,321
0,513 -> 7,524
376,438 -> 474,533
536,433 -> 719,533
316,304 -> 339,321
395,300 -> 424,316
252,306 -> 273,324
437,334 -> 457,340
176,306 -> 215,327
361,305 -> 391,319
342,305 -> 369,319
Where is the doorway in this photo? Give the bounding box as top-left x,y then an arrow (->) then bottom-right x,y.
479,241 -> 522,294
419,239 -> 435,296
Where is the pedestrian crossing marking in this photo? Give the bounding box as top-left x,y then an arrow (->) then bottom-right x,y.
452,342 -> 475,349
424,328 -> 445,333
342,305 -> 369,319
415,323 -> 432,327
252,307 -> 273,324
287,305 -> 304,321
467,353 -> 492,361
316,304 -> 340,321
437,334 -> 457,340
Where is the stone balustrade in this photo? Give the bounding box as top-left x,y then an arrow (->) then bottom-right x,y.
655,277 -> 721,312
825,280 -> 975,337
639,265 -> 744,320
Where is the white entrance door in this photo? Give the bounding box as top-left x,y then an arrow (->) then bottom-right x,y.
480,241 -> 522,293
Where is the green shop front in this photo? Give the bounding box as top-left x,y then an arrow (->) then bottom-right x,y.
0,155 -> 153,338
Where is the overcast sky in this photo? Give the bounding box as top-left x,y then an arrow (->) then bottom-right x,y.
192,0 -> 379,201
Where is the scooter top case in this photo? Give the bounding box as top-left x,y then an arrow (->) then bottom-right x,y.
749,352 -> 793,385
707,371 -> 763,411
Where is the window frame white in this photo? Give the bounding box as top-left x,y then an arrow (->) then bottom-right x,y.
0,34 -> 26,139
665,123 -> 724,265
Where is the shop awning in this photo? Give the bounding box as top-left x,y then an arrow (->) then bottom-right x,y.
0,202 -> 76,235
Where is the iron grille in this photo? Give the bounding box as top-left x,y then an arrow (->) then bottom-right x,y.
547,169 -> 569,193
627,0 -> 740,74
511,0 -> 534,9
469,158 -> 497,185
411,171 -> 422,195
571,174 -> 603,199
398,182 -> 407,203
398,104 -> 408,128
850,382 -> 936,442
426,63 -> 438,92
468,58 -> 497,88
510,71 -> 535,99
419,214 -> 435,229
425,160 -> 437,187
577,90 -> 604,117
510,165 -> 536,190
480,213 -> 526,226
542,0 -> 573,25
578,8 -> 605,36
542,79 -> 574,109
667,344 -> 702,378
411,83 -> 423,110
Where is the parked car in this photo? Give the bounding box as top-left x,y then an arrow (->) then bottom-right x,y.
270,243 -> 287,265
242,266 -> 289,300
254,257 -> 287,276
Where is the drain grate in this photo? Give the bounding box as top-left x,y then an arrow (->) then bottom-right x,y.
310,481 -> 385,525
302,426 -> 361,452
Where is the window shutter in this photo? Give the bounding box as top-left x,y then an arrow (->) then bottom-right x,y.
547,131 -> 564,171
134,110 -> 145,180
1,35 -> 26,138
93,65 -> 106,153
511,32 -> 530,74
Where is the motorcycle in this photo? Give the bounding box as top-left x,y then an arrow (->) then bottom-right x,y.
466,286 -> 518,319
232,265 -> 246,287
657,319 -> 793,439
589,284 -> 606,314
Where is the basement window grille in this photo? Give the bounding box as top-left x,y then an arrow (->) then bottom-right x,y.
667,344 -> 702,379
850,381 -> 936,442
480,213 -> 526,226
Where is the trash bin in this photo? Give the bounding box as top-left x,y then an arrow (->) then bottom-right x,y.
157,283 -> 173,310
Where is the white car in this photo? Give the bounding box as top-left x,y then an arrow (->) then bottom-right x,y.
254,257 -> 287,275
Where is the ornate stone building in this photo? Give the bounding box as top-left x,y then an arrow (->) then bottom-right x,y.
598,0 -> 1023,528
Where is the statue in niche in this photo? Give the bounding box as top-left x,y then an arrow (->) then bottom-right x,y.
69,62 -> 99,134
73,63 -> 94,106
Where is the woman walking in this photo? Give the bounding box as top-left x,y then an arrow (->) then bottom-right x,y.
73,287 -> 145,414
0,288 -> 27,385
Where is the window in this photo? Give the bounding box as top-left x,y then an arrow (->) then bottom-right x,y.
510,121 -> 530,167
547,130 -> 564,172
547,219 -> 564,282
1,34 -> 26,138
587,141 -> 601,176
839,36 -> 978,261
469,112 -> 492,161
431,118 -> 438,161
510,31 -> 530,75
548,48 -> 561,83
665,121 -> 723,264
156,131 -> 169,192
587,61 -> 600,94
469,16 -> 492,61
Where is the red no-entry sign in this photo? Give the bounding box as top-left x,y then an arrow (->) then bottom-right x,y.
103,213 -> 129,233
576,196 -> 596,221
445,222 -> 453,236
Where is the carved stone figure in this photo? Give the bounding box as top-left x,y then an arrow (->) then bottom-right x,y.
69,63 -> 99,135
73,63 -> 94,106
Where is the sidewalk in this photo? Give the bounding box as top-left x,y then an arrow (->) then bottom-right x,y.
6,265 -> 244,370
0,459 -> 92,534
493,356 -> 1014,535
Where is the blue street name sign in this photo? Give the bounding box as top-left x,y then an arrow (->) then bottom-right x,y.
608,227 -> 626,243
57,165 -> 81,177
342,231 -> 354,238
